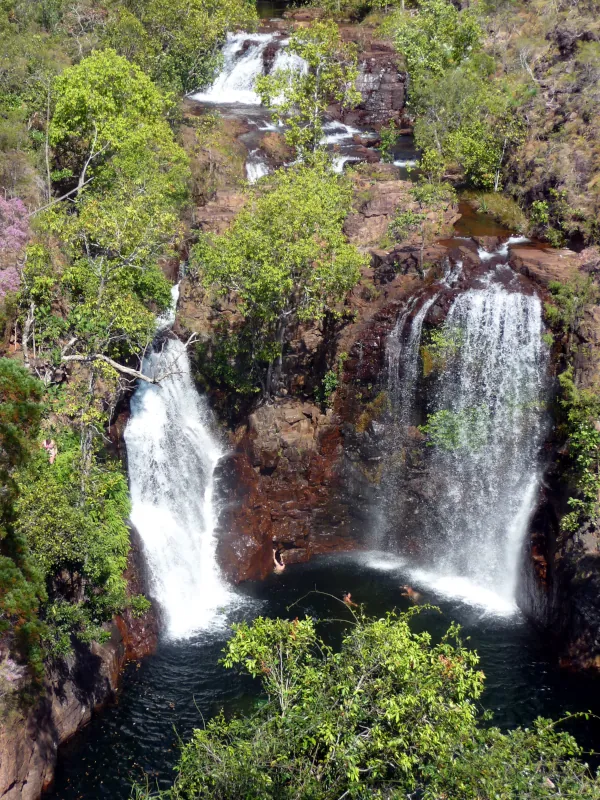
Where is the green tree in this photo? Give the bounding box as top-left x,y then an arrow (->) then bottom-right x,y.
136,611 -> 600,799
11,50 -> 190,471
393,0 -> 482,78
105,0 -> 258,94
412,67 -> 523,190
14,435 -> 132,654
192,160 -> 366,396
0,358 -> 47,678
256,20 -> 361,158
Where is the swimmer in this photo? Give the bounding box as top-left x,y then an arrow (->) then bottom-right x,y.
401,585 -> 422,603
273,548 -> 285,574
341,591 -> 358,608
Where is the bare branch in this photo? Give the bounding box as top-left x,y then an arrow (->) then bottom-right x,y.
61,353 -> 165,384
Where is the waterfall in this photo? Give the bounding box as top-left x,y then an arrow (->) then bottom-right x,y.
384,282 -> 547,613
124,292 -> 233,638
191,32 -> 306,105
386,295 -> 436,426
246,149 -> 270,183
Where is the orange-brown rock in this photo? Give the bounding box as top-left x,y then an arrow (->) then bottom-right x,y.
215,399 -> 355,583
344,171 -> 460,249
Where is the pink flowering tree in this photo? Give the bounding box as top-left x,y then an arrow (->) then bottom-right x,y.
0,197 -> 29,299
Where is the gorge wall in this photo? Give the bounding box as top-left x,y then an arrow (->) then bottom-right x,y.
179,153 -> 600,670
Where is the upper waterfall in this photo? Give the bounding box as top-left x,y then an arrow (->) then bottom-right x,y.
124,295 -> 233,638
383,280 -> 548,613
191,32 -> 307,105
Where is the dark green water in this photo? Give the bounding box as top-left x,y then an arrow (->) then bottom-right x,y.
47,552 -> 600,799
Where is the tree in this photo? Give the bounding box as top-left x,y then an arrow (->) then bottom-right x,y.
138,610 -> 600,799
412,66 -> 523,190
192,160 -> 366,396
0,358 -> 46,679
14,435 -> 132,655
394,0 -> 482,79
105,0 -> 258,94
256,20 -> 361,158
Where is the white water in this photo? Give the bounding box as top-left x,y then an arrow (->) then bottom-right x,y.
384,281 -> 547,612
332,155 -> 360,173
246,149 -> 270,183
125,295 -> 233,638
191,32 -> 306,105
322,121 -> 363,145
478,235 -> 530,262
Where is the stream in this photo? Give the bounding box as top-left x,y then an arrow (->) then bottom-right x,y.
46,25 -> 600,799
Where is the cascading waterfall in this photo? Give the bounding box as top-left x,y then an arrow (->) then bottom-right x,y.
191,32 -> 307,105
384,281 -> 548,613
124,290 -> 233,638
246,149 -> 270,183
387,295 -> 437,427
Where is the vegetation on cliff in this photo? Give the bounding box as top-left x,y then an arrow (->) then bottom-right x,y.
135,610 -> 600,799
378,0 -> 600,246
192,158 -> 366,397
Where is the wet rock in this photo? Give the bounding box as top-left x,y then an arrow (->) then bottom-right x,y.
214,400 -> 359,583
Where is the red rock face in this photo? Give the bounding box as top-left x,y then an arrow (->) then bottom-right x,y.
215,401 -> 355,583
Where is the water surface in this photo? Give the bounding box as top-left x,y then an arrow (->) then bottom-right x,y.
48,552 -> 600,799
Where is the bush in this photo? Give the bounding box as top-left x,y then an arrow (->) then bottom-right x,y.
134,611 -> 600,799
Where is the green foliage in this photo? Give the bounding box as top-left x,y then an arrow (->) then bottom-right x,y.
137,611 -> 600,799
387,0 -> 525,190
393,0 -> 482,78
378,119 -> 399,163
0,358 -> 43,489
529,191 -> 571,247
192,160 -> 366,395
129,593 -> 151,618
256,20 -> 361,158
17,49 -> 188,415
317,351 -> 348,406
0,359 -> 46,678
545,276 -> 599,350
545,278 -> 600,533
412,66 -> 524,190
420,405 -> 491,452
14,435 -> 131,653
420,323 -> 463,377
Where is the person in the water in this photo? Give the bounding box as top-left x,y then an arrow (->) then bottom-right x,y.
401,585 -> 422,603
341,591 -> 358,607
273,548 -> 285,574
